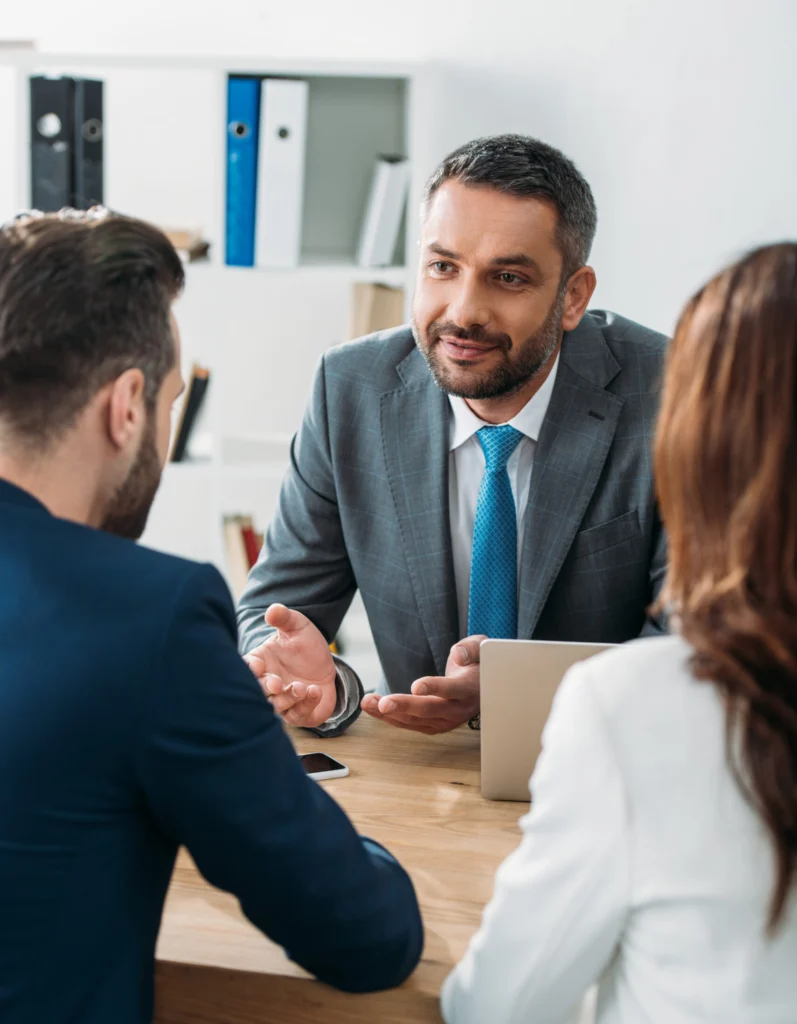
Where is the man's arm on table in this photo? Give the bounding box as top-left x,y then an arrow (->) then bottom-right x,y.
237,352 -> 364,736
137,563 -> 422,992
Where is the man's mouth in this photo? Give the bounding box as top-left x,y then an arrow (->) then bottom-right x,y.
439,336 -> 500,362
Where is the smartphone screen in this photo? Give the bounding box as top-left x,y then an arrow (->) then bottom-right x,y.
300,752 -> 347,775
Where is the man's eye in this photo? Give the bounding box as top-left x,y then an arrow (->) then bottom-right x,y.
498,272 -> 523,285
431,261 -> 453,273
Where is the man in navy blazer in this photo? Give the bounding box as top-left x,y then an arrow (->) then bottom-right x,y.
0,210 -> 422,1024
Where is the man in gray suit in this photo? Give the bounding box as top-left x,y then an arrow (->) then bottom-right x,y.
238,135 -> 667,737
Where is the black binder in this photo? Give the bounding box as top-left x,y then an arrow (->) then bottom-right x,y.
72,79 -> 104,209
30,76 -> 75,212
170,365 -> 211,463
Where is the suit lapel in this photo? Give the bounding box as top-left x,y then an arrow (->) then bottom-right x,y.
381,347 -> 459,674
517,319 -> 625,638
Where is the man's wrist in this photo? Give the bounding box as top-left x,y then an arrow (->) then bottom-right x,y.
306,656 -> 364,737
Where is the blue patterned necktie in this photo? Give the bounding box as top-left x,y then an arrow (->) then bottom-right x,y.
467,425 -> 524,639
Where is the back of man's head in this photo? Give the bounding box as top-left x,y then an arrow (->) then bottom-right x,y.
0,209 -> 185,452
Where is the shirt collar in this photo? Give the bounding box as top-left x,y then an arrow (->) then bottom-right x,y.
0,478 -> 51,516
448,352 -> 560,452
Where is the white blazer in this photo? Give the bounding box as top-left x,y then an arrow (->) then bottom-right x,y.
442,635 -> 797,1024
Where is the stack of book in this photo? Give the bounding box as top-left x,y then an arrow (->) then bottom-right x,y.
348,282 -> 405,340
223,515 -> 264,600
163,228 -> 211,264
356,155 -> 410,268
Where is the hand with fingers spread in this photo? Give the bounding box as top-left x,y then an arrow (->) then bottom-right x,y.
243,604 -> 338,728
360,634 -> 487,735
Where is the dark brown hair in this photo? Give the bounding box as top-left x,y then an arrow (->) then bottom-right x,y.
655,242 -> 797,931
0,209 -> 184,449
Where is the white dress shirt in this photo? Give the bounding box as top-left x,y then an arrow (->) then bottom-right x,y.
448,355 -> 560,638
442,634 -> 797,1024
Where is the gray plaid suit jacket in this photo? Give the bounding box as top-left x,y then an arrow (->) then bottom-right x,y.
238,310 -> 668,734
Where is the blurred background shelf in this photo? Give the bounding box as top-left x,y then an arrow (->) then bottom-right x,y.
185,261 -> 408,284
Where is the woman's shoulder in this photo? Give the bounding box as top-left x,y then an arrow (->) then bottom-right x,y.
579,633 -> 693,686
544,635 -> 728,817
559,633 -> 718,738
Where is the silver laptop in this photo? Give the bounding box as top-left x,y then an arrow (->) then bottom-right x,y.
480,639 -> 615,801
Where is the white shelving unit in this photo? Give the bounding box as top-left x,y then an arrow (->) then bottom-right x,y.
0,51 -> 435,687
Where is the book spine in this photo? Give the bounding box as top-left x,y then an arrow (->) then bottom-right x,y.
72,78 -> 104,209
225,77 -> 261,268
356,156 -> 410,268
30,76 -> 75,212
223,516 -> 251,601
170,368 -> 210,463
255,78 -> 309,269
241,522 -> 260,569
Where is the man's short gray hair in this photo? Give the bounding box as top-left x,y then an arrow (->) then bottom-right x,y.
423,134 -> 597,280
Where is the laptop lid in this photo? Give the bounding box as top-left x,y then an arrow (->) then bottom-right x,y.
480,639 -> 614,801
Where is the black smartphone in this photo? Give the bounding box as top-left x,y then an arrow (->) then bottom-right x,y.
299,752 -> 350,780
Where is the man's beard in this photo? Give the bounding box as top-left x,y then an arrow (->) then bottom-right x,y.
101,414 -> 162,540
413,289 -> 565,400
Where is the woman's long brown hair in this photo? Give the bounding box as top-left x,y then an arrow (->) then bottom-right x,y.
655,243 -> 797,932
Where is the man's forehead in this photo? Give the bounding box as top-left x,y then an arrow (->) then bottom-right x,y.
421,181 -> 559,258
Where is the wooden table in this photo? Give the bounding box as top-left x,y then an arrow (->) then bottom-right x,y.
154,715 -> 524,1023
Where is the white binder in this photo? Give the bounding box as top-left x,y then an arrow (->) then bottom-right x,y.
255,78 -> 308,269
356,156 -> 410,268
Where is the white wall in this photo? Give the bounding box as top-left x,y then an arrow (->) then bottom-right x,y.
3,0 -> 797,334
2,0 -> 794,672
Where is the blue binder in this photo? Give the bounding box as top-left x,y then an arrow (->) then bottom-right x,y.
225,77 -> 261,267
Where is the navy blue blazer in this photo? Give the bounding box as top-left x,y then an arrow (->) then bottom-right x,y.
0,480 -> 422,1023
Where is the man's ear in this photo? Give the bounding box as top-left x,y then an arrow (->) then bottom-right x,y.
106,369 -> 146,452
561,265 -> 597,332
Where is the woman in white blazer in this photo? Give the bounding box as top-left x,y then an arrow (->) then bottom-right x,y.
442,244 -> 797,1024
